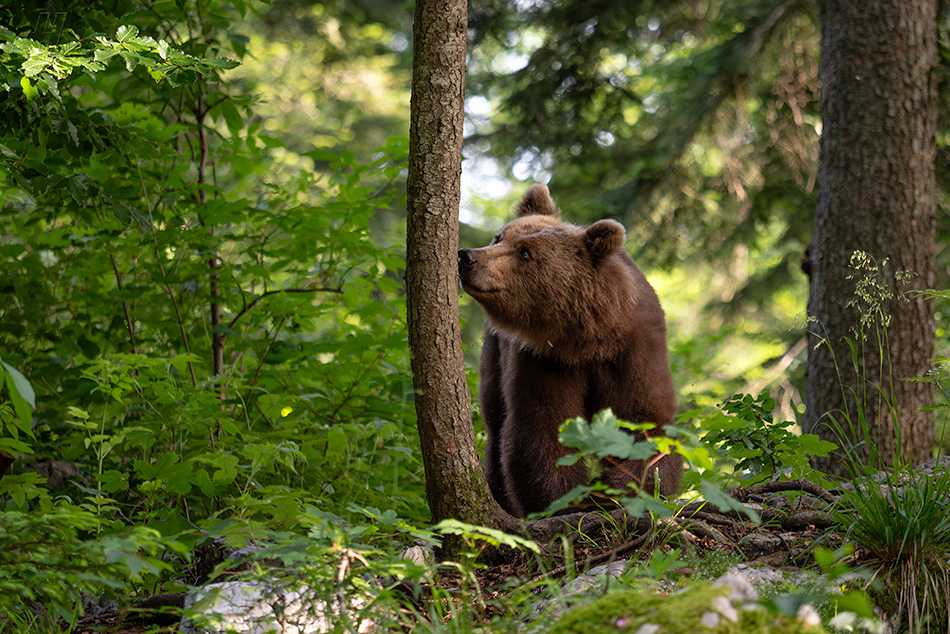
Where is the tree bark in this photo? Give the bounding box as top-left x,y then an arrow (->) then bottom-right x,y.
406,0 -> 519,558
804,0 -> 937,475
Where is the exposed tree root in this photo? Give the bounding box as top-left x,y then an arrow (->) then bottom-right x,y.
518,478 -> 839,561
728,478 -> 837,504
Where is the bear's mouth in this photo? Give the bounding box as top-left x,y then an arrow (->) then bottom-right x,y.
460,279 -> 496,295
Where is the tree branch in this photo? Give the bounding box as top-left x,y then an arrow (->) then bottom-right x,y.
109,253 -> 136,353
226,284 -> 342,330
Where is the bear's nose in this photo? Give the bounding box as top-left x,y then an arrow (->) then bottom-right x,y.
458,249 -> 477,268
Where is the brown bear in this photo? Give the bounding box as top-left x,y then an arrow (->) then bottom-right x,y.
458,184 -> 682,517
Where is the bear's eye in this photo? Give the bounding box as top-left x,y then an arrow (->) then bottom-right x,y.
518,247 -> 532,261
490,233 -> 502,245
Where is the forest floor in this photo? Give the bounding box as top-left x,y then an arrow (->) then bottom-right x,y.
72,479 -> 853,634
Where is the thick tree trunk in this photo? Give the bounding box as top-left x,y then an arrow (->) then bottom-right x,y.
804,0 -> 937,475
406,0 -> 518,557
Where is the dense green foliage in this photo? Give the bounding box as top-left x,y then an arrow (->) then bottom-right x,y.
0,0 -> 422,626
703,392 -> 836,483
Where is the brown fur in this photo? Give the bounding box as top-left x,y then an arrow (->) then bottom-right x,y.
458,184 -> 682,517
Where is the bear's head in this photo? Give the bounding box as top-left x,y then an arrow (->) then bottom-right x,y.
459,184 -> 642,363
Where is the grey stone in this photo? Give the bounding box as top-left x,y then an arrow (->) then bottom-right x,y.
725,564 -> 785,587
400,545 -> 433,567
796,604 -> 822,627
586,560 -> 629,578
181,579 -> 376,634
711,594 -> 739,623
713,572 -> 759,602
737,531 -> 785,558
700,610 -> 720,627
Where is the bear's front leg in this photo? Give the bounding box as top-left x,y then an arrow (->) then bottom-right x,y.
478,329 -> 518,515
602,451 -> 683,498
499,352 -> 588,517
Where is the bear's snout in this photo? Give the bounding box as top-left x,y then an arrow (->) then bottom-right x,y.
458,249 -> 477,275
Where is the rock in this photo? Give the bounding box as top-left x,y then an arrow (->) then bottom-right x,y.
555,558 -> 633,598
711,594 -> 740,622
180,579 -> 377,634
560,574 -> 607,597
24,460 -> 86,489
700,610 -> 721,627
908,455 -> 950,476
560,575 -> 604,596
827,611 -> 887,633
737,532 -> 786,558
713,571 -> 759,602
534,558 -> 665,622
796,604 -> 822,627
723,563 -> 785,590
586,560 -> 628,578
400,545 -> 433,567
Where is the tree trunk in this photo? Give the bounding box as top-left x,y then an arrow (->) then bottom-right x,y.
804,0 -> 937,475
406,0 -> 518,558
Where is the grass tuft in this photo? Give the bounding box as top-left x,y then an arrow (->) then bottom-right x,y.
836,466 -> 950,633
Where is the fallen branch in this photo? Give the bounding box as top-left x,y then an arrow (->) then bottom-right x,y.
729,478 -> 837,504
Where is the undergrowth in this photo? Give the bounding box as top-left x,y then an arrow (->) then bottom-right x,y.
812,252 -> 950,634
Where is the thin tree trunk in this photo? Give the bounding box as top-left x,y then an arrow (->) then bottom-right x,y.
406,0 -> 518,558
804,0 -> 937,475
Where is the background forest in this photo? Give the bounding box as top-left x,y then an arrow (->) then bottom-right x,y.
0,0 -> 949,632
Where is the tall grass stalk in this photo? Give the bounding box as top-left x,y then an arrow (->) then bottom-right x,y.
817,252 -> 949,632
809,252 -> 914,474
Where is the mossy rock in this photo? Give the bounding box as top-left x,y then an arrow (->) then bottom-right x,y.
548,583 -> 827,634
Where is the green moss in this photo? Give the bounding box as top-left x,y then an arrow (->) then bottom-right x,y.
548,584 -> 827,634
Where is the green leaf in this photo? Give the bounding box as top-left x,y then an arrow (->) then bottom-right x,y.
116,25 -> 139,42
94,48 -> 118,63
67,405 -> 90,421
22,53 -> 51,77
205,57 -> 240,70
26,139 -> 47,161
621,494 -> 673,518
795,434 -> 838,457
0,437 -> 34,455
221,103 -> 244,132
20,75 -> 38,100
1,360 -> 35,409
194,468 -> 216,496
698,479 -> 760,522
304,149 -> 340,163
327,429 -> 349,455
434,519 -> 539,553
833,591 -> 876,619
168,354 -> 201,375
559,410 -> 659,461
99,470 -> 127,493
210,454 -> 239,484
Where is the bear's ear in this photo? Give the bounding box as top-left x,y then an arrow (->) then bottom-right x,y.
515,184 -> 559,218
585,219 -> 625,264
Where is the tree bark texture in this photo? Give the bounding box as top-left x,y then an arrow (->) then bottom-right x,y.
804,0 -> 937,475
406,0 -> 515,542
